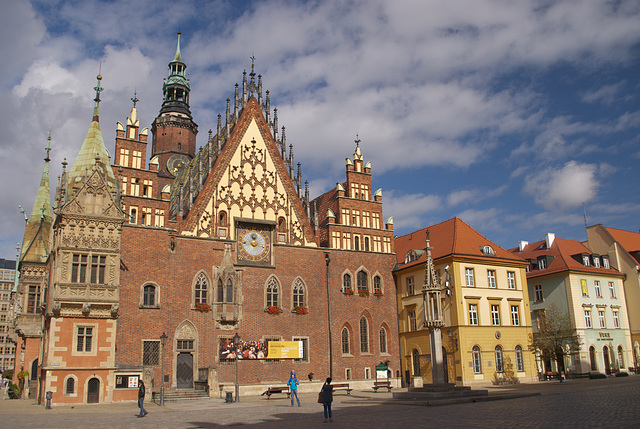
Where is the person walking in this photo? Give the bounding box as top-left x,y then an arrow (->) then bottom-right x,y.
287,370 -> 301,406
137,380 -> 147,417
321,377 -> 333,423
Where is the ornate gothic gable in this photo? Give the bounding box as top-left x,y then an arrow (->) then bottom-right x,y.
182,98 -> 316,247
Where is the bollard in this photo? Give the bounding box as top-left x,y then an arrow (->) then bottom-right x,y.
45,391 -> 52,409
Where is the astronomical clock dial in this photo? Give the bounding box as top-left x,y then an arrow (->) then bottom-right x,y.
167,153 -> 190,176
237,225 -> 271,265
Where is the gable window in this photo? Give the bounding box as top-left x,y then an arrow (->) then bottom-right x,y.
341,327 -> 350,355
465,268 -> 475,287
293,278 -> 306,308
266,276 -> 280,308
412,349 -> 421,376
534,284 -> 544,302
343,274 -> 352,293
491,305 -> 500,326
360,316 -> 370,353
143,284 -> 156,307
584,309 -> 592,328
507,272 -> 516,290
495,346 -> 504,373
487,270 -> 496,288
472,346 -> 482,373
379,327 -> 388,354
357,271 -> 368,293
595,281 -> 602,297
76,327 -> 93,352
609,282 -> 616,298
469,304 -> 478,325
194,273 -> 208,305
511,305 -> 520,326
515,345 -> 524,372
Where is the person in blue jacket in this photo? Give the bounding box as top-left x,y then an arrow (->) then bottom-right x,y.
287,370 -> 301,406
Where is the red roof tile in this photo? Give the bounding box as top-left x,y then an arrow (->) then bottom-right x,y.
604,226 -> 640,253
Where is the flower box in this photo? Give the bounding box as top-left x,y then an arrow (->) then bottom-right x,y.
344,288 -> 354,295
267,305 -> 282,314
373,291 -> 383,297
293,306 -> 308,314
195,303 -> 210,312
358,289 -> 369,297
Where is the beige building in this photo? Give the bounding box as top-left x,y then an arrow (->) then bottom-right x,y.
586,225 -> 640,368
1,259 -> 16,374
394,218 -> 537,387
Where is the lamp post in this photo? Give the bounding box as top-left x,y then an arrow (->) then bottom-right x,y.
233,332 -> 240,402
160,332 -> 168,406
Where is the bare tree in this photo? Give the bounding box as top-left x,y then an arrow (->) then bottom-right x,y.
529,303 -> 582,381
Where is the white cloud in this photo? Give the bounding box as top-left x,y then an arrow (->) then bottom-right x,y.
385,191 -> 442,232
523,161 -> 599,211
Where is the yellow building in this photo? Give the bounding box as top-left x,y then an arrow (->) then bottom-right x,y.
394,218 -> 537,387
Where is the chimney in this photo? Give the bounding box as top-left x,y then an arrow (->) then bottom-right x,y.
518,241 -> 528,252
545,233 -> 555,249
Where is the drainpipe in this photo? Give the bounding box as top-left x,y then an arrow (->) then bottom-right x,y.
324,252 -> 332,378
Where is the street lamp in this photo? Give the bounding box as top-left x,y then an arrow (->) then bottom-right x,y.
233,332 -> 240,402
160,332 -> 168,406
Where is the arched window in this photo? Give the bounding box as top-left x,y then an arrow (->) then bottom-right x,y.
360,316 -> 369,353
219,211 -> 227,227
472,346 -> 482,373
343,273 -> 352,292
217,279 -> 224,302
194,273 -> 208,304
341,327 -> 350,355
66,377 -> 75,394
266,276 -> 280,308
495,346 -> 504,373
412,349 -> 421,376
293,278 -> 306,308
143,284 -> 156,307
354,236 -> 360,251
515,345 -> 524,372
226,279 -> 233,303
364,237 -> 370,251
357,271 -> 368,293
379,327 -> 387,354
589,346 -> 597,371
618,345 -> 625,369
373,276 -> 382,294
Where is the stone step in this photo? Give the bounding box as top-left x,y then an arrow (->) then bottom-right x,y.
151,389 -> 209,402
393,388 -> 488,400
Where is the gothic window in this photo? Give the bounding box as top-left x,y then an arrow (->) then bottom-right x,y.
143,284 -> 156,307
357,271 -> 368,293
360,316 -> 369,354
472,346 -> 482,373
266,276 -> 280,308
373,276 -> 382,294
364,237 -> 369,251
515,345 -> 524,372
379,327 -> 387,354
341,327 -> 350,355
292,278 -> 306,308
354,236 -> 360,251
66,377 -> 75,395
343,273 -> 352,293
219,211 -> 227,227
194,272 -> 208,305
225,279 -> 233,303
412,349 -> 421,376
217,279 -> 224,302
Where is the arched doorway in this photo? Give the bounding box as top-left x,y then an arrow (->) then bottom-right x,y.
28,359 -> 38,399
176,353 -> 194,389
175,321 -> 198,389
589,346 -> 597,371
603,346 -> 611,375
87,378 -> 100,403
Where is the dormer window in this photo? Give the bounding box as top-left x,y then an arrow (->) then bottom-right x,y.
593,256 -> 600,268
481,245 -> 495,256
404,251 -> 418,264
582,255 -> 590,266
537,257 -> 546,270
603,257 -> 610,269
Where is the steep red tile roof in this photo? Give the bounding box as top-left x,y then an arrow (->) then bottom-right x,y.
394,217 -> 525,270
604,226 -> 640,253
511,236 -> 623,279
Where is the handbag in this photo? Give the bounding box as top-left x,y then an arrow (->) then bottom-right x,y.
318,384 -> 324,403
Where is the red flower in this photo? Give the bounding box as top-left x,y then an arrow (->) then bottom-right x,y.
267,305 -> 282,314
195,303 -> 210,312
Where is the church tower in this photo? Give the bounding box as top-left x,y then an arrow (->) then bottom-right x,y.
151,31 -> 198,181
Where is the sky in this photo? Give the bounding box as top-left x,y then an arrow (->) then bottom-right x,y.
1,0 -> 639,260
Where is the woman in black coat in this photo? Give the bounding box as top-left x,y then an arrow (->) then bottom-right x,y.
321,377 -> 333,422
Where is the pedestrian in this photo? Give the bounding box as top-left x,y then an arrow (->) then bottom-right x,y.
287,370 -> 301,406
321,377 -> 333,423
138,380 -> 147,418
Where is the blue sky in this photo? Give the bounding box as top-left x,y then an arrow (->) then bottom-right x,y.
1,0 -> 639,259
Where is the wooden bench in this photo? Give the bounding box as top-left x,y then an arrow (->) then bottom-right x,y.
372,381 -> 392,392
261,386 -> 291,399
332,383 -> 353,395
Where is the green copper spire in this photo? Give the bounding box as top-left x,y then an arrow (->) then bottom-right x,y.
21,134 -> 53,262
67,74 -> 115,197
160,31 -> 192,117
174,30 -> 183,63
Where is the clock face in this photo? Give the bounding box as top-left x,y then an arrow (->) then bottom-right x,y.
237,225 -> 271,265
167,154 -> 190,176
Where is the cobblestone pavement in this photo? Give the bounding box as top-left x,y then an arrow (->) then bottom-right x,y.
1,377 -> 639,428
